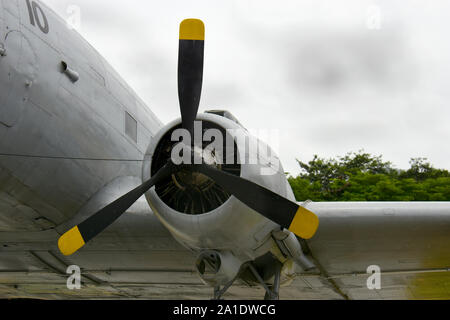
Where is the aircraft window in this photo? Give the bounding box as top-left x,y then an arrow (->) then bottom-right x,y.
125,112 -> 137,143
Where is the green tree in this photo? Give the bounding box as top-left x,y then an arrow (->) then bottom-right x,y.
288,152 -> 450,202
399,158 -> 450,181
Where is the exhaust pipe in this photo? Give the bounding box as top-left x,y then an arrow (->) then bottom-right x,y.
196,250 -> 242,287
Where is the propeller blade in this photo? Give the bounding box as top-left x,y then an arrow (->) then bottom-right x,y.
58,162 -> 176,256
178,19 -> 205,136
194,164 -> 319,240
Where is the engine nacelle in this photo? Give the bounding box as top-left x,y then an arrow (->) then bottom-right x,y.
142,113 -> 296,265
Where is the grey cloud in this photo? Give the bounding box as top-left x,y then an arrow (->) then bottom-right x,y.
286,27 -> 416,95
42,0 -> 450,174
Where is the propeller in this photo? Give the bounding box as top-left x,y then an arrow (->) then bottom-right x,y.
178,19 -> 205,137
57,19 -> 319,256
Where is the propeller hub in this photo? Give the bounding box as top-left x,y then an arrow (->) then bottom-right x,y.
171,170 -> 216,192
171,146 -> 222,191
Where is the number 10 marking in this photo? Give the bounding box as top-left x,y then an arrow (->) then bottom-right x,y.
25,0 -> 49,34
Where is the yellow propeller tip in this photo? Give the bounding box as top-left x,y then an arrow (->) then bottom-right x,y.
180,19 -> 205,41
288,207 -> 320,240
58,226 -> 85,256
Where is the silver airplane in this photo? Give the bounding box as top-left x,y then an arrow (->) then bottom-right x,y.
0,0 -> 449,300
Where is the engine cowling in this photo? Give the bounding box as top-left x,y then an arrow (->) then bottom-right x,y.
142,113 -> 296,265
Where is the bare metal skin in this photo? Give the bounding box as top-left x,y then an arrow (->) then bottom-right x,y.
0,0 -> 449,299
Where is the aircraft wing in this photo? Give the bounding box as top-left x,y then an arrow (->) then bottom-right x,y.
301,202 -> 450,299
2,200 -> 449,299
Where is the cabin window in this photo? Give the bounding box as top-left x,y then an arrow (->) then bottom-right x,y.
125,112 -> 137,143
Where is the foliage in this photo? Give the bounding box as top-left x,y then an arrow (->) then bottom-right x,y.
288,151 -> 450,202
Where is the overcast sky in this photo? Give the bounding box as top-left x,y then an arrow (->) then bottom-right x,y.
43,0 -> 450,175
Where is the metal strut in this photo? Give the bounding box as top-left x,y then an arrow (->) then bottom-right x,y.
212,264 -> 244,300
212,262 -> 283,300
213,279 -> 235,300
248,262 -> 282,300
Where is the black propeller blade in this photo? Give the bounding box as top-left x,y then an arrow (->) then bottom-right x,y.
58,162 -> 176,256
192,164 -> 319,240
178,19 -> 205,136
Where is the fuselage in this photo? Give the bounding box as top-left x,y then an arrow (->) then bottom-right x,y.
0,0 -> 162,231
